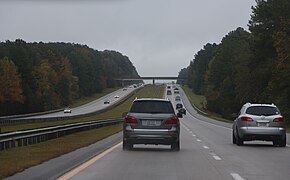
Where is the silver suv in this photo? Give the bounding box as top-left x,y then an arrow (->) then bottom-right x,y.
232,103 -> 286,147
123,98 -> 182,151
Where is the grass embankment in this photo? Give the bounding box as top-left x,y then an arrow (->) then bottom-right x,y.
70,87 -> 119,108
183,85 -> 232,123
0,85 -> 165,179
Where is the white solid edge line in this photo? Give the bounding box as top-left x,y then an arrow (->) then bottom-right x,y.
58,142 -> 122,180
187,112 -> 232,130
230,173 -> 245,180
286,144 -> 290,147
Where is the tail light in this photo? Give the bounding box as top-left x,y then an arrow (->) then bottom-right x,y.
273,117 -> 285,122
165,116 -> 179,124
239,116 -> 253,122
125,116 -> 138,124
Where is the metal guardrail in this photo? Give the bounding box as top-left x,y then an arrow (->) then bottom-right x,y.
0,108 -> 64,120
0,119 -> 123,151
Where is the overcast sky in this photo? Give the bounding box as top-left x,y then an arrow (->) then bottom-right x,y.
0,0 -> 256,77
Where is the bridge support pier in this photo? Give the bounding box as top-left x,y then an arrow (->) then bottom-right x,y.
153,79 -> 155,85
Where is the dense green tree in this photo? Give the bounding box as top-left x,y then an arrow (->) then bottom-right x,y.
0,57 -> 25,115
182,0 -> 289,120
0,57 -> 24,104
187,43 -> 217,94
0,40 -> 140,115
249,0 -> 290,121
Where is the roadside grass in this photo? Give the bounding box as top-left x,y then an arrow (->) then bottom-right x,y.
182,85 -> 232,124
0,84 -> 165,179
182,85 -> 206,110
0,124 -> 122,179
1,85 -> 164,133
69,87 -> 119,108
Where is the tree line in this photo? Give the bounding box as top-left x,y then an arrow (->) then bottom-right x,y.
178,0 -> 290,121
0,40 -> 141,115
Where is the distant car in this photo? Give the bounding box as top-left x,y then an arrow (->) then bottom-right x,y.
104,99 -> 110,104
123,88 -> 127,91
174,87 -> 179,91
178,108 -> 186,115
114,95 -> 120,98
167,90 -> 172,95
167,86 -> 171,89
175,95 -> 181,101
232,103 -> 286,147
123,98 -> 183,151
176,103 -> 183,109
174,90 -> 179,94
64,107 -> 71,113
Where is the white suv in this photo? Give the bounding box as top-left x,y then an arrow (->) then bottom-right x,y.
232,103 -> 286,147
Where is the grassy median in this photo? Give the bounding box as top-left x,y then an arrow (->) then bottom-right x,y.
0,84 -> 165,179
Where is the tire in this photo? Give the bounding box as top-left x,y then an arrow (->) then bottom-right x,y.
232,131 -> 237,144
236,132 -> 244,146
279,136 -> 286,147
273,139 -> 280,146
171,140 -> 180,151
123,140 -> 133,150
273,136 -> 286,147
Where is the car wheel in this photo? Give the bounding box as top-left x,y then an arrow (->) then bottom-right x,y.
236,131 -> 244,146
171,140 -> 180,151
232,131 -> 237,144
279,136 -> 286,147
273,138 -> 280,146
123,140 -> 133,150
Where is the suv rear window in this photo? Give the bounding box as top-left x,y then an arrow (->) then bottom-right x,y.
246,106 -> 280,116
130,101 -> 174,114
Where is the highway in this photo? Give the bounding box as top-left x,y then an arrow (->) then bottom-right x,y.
8,86 -> 290,180
16,87 -> 138,119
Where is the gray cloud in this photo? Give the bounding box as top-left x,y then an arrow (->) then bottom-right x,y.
0,0 -> 255,77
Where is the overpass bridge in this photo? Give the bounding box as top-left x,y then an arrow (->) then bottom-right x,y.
116,76 -> 187,85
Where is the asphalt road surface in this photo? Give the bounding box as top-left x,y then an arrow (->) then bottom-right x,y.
8,85 -> 290,180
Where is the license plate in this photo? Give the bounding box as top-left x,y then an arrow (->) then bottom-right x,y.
142,120 -> 161,126
258,122 -> 269,127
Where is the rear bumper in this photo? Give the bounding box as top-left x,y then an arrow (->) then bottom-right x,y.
123,128 -> 179,145
239,127 -> 286,140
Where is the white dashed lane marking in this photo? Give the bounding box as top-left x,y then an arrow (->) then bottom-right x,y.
209,152 -> 222,161
203,145 -> 209,149
196,139 -> 201,142
230,173 -> 245,180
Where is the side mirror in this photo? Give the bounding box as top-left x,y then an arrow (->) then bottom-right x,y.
122,112 -> 128,118
177,112 -> 183,118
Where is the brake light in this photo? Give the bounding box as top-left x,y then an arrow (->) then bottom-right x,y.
239,116 -> 253,122
125,116 -> 138,124
273,117 -> 285,122
165,116 -> 179,124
